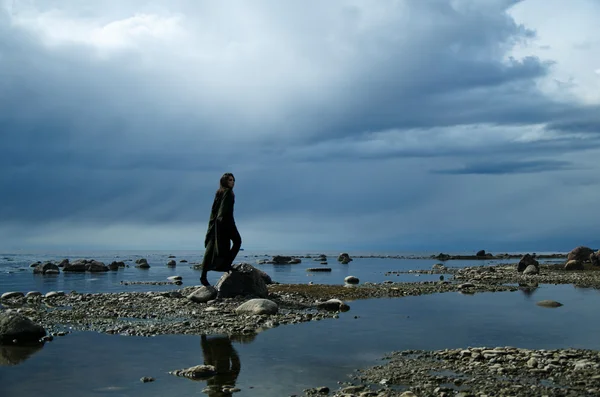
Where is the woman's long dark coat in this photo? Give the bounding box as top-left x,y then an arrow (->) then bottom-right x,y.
202,188 -> 235,271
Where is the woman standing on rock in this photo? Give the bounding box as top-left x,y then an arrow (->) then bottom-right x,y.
200,172 -> 242,286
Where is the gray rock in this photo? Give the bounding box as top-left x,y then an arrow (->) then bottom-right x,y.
33,262 -> 60,275
25,292 -> 42,298
565,260 -> 584,271
523,265 -> 539,275
167,260 -> 177,267
0,313 -> 46,344
63,260 -> 88,272
536,300 -> 563,308
187,286 -> 218,303
215,263 -> 268,298
135,258 -> 150,268
167,276 -> 182,281
1,292 -> 24,300
316,299 -> 350,312
235,299 -> 279,315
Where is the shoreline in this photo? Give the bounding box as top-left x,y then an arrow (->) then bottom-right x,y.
2,260 -> 600,396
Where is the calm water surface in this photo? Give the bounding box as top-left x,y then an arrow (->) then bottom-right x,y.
1,283 -> 599,397
0,250 -> 565,294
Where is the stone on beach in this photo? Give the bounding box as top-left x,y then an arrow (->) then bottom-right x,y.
1,292 -> 24,300
0,313 -> 46,345
316,299 -> 350,312
523,264 -> 539,275
235,298 -> 279,315
187,286 -> 217,303
565,259 -> 584,271
44,291 -> 65,298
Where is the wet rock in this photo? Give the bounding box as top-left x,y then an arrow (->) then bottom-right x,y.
63,259 -> 108,272
140,376 -> 154,383
235,298 -> 279,315
25,292 -> 42,298
565,260 -> 584,271
0,313 -> 46,345
167,260 -> 177,267
135,258 -> 150,268
536,300 -> 563,308
568,246 -> 594,263
167,276 -> 182,281
345,276 -> 360,284
108,261 -> 125,270
338,253 -> 352,264
58,259 -> 69,268
215,263 -> 268,299
316,299 -> 350,312
187,286 -> 218,303
169,364 -> 216,380
307,268 -> 332,272
33,262 -> 60,275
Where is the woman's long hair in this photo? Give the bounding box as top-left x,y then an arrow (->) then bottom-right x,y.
216,172 -> 235,196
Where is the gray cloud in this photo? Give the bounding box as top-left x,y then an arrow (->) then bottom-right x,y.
432,159 -> 573,175
1,0 -> 600,250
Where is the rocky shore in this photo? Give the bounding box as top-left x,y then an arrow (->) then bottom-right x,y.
303,346 -> 600,397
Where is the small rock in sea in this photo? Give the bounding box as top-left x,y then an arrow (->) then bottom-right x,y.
169,365 -> 216,380
536,300 -> 563,308
167,276 -> 182,281
167,260 -> 176,267
140,376 -> 155,383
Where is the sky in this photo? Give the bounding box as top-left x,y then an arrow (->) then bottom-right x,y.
1,0 -> 599,253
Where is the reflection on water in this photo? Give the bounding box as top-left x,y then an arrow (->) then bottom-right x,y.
0,344 -> 44,366
201,335 -> 241,396
519,282 -> 539,298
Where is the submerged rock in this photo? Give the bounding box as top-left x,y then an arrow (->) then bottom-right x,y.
536,300 -> 563,308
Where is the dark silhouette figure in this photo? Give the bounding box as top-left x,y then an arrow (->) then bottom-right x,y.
200,173 -> 242,286
200,335 -> 241,396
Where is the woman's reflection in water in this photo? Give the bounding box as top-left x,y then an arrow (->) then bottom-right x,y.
201,333 -> 255,396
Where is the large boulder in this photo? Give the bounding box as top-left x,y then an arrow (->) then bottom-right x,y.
215,263 -> 268,299
568,246 -> 594,263
135,258 -> 150,268
33,262 -> 59,275
338,253 -> 352,264
0,313 -> 46,345
517,254 -> 539,273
